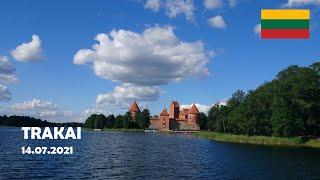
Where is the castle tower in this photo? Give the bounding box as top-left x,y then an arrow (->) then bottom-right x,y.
169,101 -> 179,119
130,101 -> 140,121
188,104 -> 200,130
160,108 -> 170,130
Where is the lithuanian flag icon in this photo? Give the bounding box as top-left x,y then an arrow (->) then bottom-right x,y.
261,9 -> 310,39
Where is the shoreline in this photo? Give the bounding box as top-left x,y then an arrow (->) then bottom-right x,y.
195,131 -> 320,148
103,128 -> 145,133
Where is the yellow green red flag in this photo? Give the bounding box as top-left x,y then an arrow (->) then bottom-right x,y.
261,9 -> 310,39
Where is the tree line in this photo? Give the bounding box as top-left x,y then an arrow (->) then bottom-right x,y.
201,62 -> 320,137
84,109 -> 150,130
0,115 -> 83,127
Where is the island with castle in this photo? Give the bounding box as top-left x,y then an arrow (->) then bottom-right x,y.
129,101 -> 200,131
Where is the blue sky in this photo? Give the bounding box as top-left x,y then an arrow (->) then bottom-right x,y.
0,0 -> 319,122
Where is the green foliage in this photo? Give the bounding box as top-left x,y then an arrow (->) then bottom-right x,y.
122,112 -> 132,129
114,115 -> 124,129
197,112 -> 208,130
135,109 -> 150,129
84,114 -> 106,129
207,62 -> 320,137
84,107 -> 152,130
105,114 -> 116,128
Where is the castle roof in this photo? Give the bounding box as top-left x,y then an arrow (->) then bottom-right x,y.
130,101 -> 140,112
179,109 -> 189,115
189,104 -> 200,114
160,108 -> 169,116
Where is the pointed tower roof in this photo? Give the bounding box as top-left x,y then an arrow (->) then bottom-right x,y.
189,104 -> 200,114
130,101 -> 140,112
171,101 -> 179,107
160,108 -> 169,116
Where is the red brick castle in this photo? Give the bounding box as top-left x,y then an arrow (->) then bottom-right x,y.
129,101 -> 200,131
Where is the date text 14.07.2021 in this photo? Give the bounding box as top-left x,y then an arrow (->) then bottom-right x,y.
21,146 -> 73,154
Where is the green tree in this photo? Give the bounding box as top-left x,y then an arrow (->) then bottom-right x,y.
105,114 -> 116,128
114,115 -> 124,129
84,114 -> 97,128
136,109 -> 150,129
207,62 -> 320,137
197,112 -> 208,130
123,112 -> 132,129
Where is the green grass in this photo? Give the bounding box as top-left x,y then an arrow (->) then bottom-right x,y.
195,131 -> 320,148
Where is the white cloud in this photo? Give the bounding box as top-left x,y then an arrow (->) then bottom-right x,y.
144,0 -> 161,12
228,0 -> 237,7
165,0 -> 195,21
254,23 -> 261,37
96,83 -> 161,108
11,99 -> 57,110
204,0 -> 222,9
74,25 -> 210,86
11,34 -> 45,62
0,56 -> 18,102
180,99 -> 227,115
208,15 -> 227,29
74,25 -> 212,114
0,85 -> 11,101
143,0 -> 195,21
217,99 -> 227,106
282,0 -> 320,7
180,103 -> 212,114
0,99 -> 75,122
83,107 -> 104,116
0,56 -> 18,84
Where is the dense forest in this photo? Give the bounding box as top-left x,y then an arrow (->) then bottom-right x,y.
0,115 -> 83,127
205,62 -> 320,137
84,109 -> 150,130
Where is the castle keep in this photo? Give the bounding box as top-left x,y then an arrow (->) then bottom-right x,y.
130,101 -> 200,131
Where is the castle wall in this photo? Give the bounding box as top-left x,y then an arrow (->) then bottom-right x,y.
150,115 -> 169,130
149,119 -> 162,130
169,120 -> 199,131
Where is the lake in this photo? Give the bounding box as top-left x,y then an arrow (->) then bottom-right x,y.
0,127 -> 320,179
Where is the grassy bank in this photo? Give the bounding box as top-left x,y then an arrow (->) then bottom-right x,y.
195,131 -> 320,148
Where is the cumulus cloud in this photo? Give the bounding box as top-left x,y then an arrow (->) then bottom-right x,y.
0,56 -> 18,84
165,0 -> 195,21
0,99 -> 74,122
144,0 -> 161,12
11,99 -> 57,110
96,83 -> 161,108
74,25 -> 211,113
143,0 -> 195,21
0,56 -> 19,102
282,0 -> 320,7
204,0 -> 222,9
74,26 -> 209,86
208,15 -> 227,29
11,34 -> 45,62
0,85 -> 11,101
254,23 -> 261,37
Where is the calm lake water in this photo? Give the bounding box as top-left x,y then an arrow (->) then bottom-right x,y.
0,127 -> 320,179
